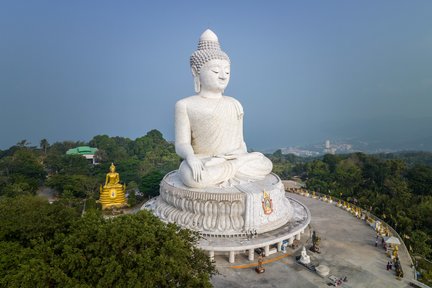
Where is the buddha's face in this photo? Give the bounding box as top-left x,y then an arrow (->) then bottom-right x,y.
199,59 -> 230,93
110,166 -> 115,173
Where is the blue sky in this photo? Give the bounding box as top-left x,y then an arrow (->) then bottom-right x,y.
0,1 -> 431,150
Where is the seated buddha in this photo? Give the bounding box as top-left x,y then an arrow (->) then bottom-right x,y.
176,29 -> 273,188
104,163 -> 123,188
99,163 -> 127,209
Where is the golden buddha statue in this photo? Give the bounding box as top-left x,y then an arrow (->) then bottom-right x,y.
392,245 -> 399,258
99,163 -> 127,210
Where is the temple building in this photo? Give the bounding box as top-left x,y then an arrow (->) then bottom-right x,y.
66,146 -> 98,164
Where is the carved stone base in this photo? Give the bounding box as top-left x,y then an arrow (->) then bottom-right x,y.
153,171 -> 293,236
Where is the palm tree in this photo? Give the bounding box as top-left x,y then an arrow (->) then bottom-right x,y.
16,139 -> 30,148
40,139 -> 50,155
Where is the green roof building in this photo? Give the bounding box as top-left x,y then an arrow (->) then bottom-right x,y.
66,146 -> 98,164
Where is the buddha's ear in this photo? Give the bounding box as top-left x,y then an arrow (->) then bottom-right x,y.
191,68 -> 200,93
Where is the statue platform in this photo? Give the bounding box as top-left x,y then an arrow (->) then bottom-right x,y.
150,171 -> 294,237
144,190 -> 310,262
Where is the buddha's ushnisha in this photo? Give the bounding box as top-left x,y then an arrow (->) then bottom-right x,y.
175,29 -> 272,188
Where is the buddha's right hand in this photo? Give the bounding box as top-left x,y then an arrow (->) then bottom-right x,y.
186,155 -> 204,182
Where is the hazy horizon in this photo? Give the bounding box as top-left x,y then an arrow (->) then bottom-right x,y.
1,1 -> 431,150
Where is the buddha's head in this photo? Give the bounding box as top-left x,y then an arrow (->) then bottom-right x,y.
110,163 -> 116,173
190,29 -> 231,93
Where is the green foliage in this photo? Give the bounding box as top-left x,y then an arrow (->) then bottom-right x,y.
417,258 -> 432,286
89,135 -> 131,163
267,151 -> 310,179
0,130 -> 214,285
114,157 -> 142,184
0,149 -> 46,196
376,151 -> 432,167
46,174 -> 98,198
128,190 -> 137,206
0,197 -> 215,287
39,139 -> 49,156
0,149 -> 45,180
406,164 -> 432,196
45,154 -> 92,175
140,170 -> 164,198
0,196 -> 79,246
409,230 -> 432,257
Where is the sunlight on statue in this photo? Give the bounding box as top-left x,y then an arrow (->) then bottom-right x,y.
176,29 -> 273,188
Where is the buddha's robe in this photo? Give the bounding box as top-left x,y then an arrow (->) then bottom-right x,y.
176,96 -> 272,188
105,172 -> 122,187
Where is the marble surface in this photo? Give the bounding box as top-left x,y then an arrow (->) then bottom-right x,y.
149,172 -> 294,236
198,195 -> 310,251
299,246 -> 311,264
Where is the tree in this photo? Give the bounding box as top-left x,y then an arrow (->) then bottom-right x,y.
39,139 -> 49,156
46,174 -> 98,198
89,135 -> 130,163
0,196 -> 79,246
409,230 -> 432,258
334,158 -> 362,196
0,198 -> 215,287
0,149 -> 46,196
16,139 -> 30,148
406,164 -> 432,196
322,153 -> 340,173
140,170 -> 164,198
45,154 -> 92,176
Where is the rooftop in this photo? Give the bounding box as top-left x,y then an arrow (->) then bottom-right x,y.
66,146 -> 98,155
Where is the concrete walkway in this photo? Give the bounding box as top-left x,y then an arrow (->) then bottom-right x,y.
211,192 -> 415,288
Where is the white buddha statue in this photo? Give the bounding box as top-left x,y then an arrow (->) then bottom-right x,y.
299,246 -> 311,264
176,29 -> 273,188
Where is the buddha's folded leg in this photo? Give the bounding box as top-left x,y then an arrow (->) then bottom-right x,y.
179,159 -> 237,188
235,152 -> 273,181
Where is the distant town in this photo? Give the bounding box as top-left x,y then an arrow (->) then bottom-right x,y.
278,138 -> 429,157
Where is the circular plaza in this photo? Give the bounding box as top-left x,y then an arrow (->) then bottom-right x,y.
211,192 -> 418,288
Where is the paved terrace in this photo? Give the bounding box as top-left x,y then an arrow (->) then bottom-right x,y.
211,192 -> 416,288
